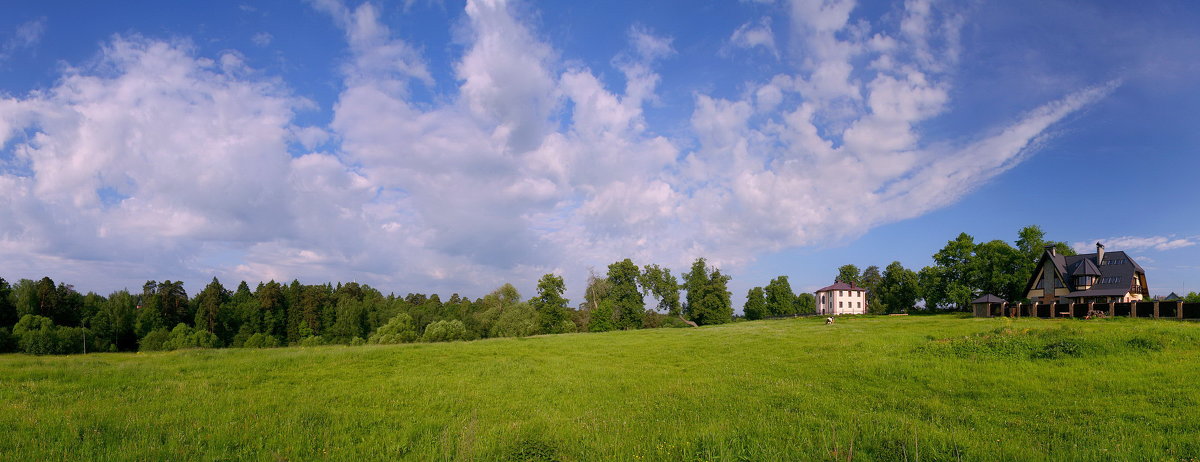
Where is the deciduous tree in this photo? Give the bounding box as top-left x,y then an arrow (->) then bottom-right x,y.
743,287 -> 767,320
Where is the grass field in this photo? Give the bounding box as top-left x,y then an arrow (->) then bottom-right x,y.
2,314 -> 1199,461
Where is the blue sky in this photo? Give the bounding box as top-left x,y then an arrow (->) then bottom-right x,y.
1,0 -> 1198,306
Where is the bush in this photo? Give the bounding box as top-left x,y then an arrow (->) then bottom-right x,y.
491,303 -> 538,338
349,336 -> 365,346
422,320 -> 467,342
161,324 -> 219,350
299,336 -> 326,347
139,329 -> 171,352
369,313 -> 418,344
13,315 -> 86,355
242,333 -> 281,348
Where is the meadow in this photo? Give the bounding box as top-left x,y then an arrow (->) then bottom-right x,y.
1,314 -> 1198,461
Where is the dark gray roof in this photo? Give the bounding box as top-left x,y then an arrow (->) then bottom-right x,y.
1068,258 -> 1101,277
972,294 -> 1006,304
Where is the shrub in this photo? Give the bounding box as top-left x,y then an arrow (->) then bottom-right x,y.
242,333 -> 281,348
161,324 -> 219,350
369,313 -> 418,344
422,320 -> 467,342
349,336 -> 365,346
139,328 -> 171,352
11,315 -> 88,355
299,336 -> 326,347
13,315 -> 60,355
491,303 -> 538,338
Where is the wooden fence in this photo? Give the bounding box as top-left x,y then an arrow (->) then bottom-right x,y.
974,301 -> 1200,320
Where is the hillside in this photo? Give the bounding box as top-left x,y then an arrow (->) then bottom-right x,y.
1,315 -> 1198,460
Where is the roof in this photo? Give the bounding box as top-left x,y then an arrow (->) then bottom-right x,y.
972,294 -> 1007,304
1068,258 -> 1101,277
815,281 -> 866,293
1165,292 -> 1181,301
1023,248 -> 1148,297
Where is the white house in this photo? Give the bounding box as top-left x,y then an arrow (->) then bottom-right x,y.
815,282 -> 868,315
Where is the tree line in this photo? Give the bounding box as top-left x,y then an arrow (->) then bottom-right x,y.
798,225 -> 1081,314
0,257 -> 734,355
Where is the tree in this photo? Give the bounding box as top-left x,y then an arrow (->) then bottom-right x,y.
531,274 -> 570,334
1015,225 -> 1075,267
193,277 -> 229,335
639,264 -> 681,316
257,281 -> 286,339
836,265 -> 861,286
970,240 -> 1027,302
0,277 -> 15,327
157,280 -> 189,327
743,287 -> 767,320
13,314 -> 85,355
923,233 -> 977,309
764,276 -> 797,317
606,259 -> 644,330
683,258 -> 732,325
490,303 -> 538,338
581,270 -> 613,332
795,293 -> 816,314
860,266 -> 882,306
877,261 -> 919,313
588,299 -> 616,332
368,313 -> 418,344
331,295 -> 369,342
422,319 -> 467,342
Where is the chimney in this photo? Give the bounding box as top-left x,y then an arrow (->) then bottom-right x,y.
1096,242 -> 1105,264
1044,244 -> 1056,256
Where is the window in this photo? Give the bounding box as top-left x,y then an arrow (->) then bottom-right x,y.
839,301 -> 843,308
839,290 -> 844,296
1099,276 -> 1122,284
857,302 -> 861,308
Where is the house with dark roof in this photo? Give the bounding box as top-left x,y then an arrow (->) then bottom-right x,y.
815,281 -> 867,315
1023,242 -> 1149,303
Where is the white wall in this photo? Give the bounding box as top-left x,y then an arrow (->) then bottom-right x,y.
816,289 -> 867,315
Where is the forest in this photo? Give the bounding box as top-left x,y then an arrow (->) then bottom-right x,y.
0,257 -> 736,355
4,225 -> 1197,355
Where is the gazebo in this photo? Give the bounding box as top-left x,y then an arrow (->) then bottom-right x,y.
971,294 -> 1007,317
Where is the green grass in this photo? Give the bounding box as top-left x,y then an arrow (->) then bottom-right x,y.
2,315 -> 1199,461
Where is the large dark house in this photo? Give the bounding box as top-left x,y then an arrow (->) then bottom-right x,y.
1024,242 -> 1149,303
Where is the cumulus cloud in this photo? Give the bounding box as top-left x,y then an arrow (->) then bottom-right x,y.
1073,236 -> 1197,253
0,18 -> 46,62
251,32 -> 273,47
0,0 -> 1115,299
730,17 -> 778,57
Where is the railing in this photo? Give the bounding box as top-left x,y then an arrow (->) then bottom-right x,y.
978,301 -> 1200,320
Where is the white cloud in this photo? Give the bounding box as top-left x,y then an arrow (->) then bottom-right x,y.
0,18 -> 46,62
1073,236 -> 1197,253
251,32 -> 273,47
0,0 -> 1117,300
730,17 -> 778,57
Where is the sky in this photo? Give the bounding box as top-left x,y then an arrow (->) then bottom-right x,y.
1,0 -> 1199,307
